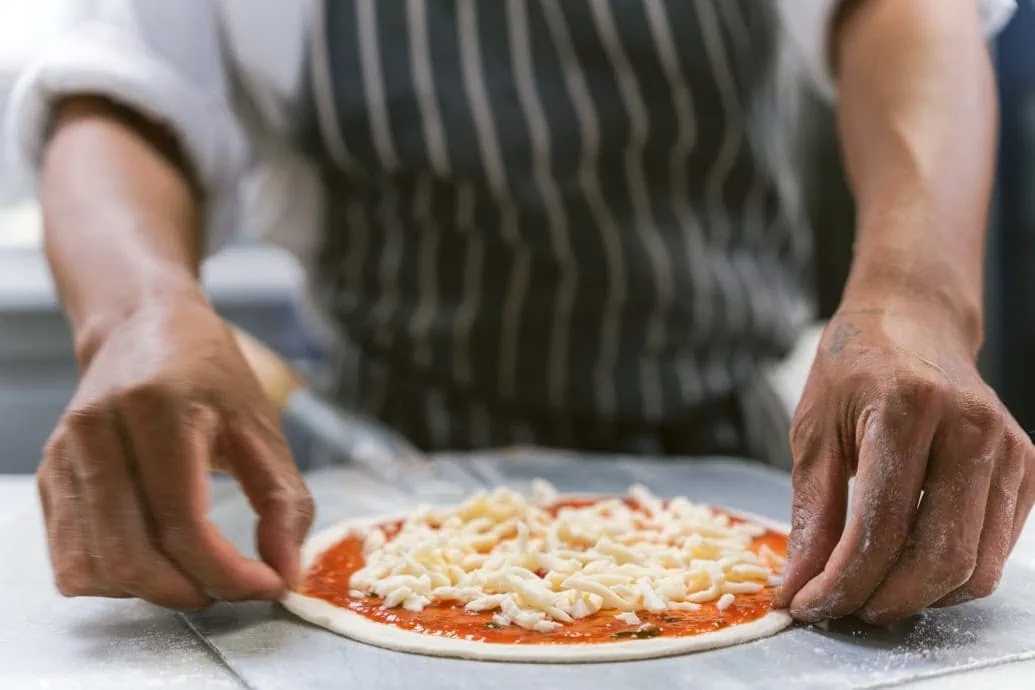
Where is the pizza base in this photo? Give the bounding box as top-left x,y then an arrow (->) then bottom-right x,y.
281,503 -> 793,663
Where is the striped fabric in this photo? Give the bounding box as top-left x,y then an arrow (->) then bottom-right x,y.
300,0 -> 812,467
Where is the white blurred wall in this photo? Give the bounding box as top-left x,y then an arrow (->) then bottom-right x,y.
0,0 -> 83,202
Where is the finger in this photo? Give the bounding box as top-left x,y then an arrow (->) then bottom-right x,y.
120,391 -> 284,601
775,435 -> 848,609
790,392 -> 938,622
936,422 -> 1032,608
67,410 -> 212,610
226,417 -> 315,590
38,438 -> 125,598
858,401 -> 1001,624
931,444 -> 1020,608
1011,445 -> 1035,545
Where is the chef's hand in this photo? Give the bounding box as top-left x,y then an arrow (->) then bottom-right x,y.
776,305 -> 1035,625
36,295 -> 315,610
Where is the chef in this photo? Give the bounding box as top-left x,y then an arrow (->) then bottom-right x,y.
7,0 -> 1032,625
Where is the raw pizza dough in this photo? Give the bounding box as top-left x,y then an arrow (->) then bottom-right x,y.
281,498 -> 793,663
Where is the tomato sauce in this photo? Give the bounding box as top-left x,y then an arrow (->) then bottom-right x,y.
299,499 -> 787,645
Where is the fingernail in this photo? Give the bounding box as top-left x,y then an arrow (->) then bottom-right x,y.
280,564 -> 300,592
856,608 -> 884,626
791,603 -> 828,624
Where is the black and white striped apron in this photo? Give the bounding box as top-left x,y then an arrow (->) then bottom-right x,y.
298,0 -> 812,467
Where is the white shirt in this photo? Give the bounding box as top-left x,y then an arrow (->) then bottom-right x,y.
3,0 -> 1015,261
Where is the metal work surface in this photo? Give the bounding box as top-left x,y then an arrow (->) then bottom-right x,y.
2,453 -> 1034,689
191,453 -> 1035,690
0,479 -> 239,690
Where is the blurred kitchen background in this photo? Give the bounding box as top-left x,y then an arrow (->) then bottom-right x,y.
0,1 -> 326,471
1,1 -> 1034,473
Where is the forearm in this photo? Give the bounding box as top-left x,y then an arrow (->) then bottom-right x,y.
42,97 -> 207,365
834,0 -> 997,355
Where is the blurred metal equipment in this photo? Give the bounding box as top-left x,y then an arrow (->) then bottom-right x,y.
233,328 -> 427,485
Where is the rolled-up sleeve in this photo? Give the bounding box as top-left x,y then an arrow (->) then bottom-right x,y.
777,0 -> 1018,101
4,0 -> 250,252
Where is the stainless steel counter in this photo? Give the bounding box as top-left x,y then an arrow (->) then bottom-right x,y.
0,479 -> 239,689
2,454 -> 1034,690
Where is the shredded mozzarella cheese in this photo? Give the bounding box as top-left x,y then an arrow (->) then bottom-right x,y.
348,482 -> 782,632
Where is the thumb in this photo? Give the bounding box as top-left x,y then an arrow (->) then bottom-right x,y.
227,425 -> 315,590
775,440 -> 848,608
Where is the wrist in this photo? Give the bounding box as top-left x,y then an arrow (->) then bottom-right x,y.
840,253 -> 984,358
72,276 -> 210,369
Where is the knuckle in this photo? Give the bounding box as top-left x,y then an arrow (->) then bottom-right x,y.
789,467 -> 829,519
1004,425 -> 1034,459
63,405 -> 111,437
1023,463 -> 1035,506
867,517 -> 911,557
263,479 -> 315,521
934,542 -> 979,590
42,430 -> 67,460
841,368 -> 878,396
35,460 -> 54,499
1020,447 -> 1035,489
117,380 -> 173,414
788,501 -> 811,536
995,459 -> 1026,504
873,536 -> 911,574
955,396 -> 1004,436
887,523 -> 913,553
887,374 -> 948,410
245,410 -> 288,444
104,561 -> 146,589
296,490 -> 317,531
788,413 -> 816,451
156,519 -> 202,559
70,450 -> 113,485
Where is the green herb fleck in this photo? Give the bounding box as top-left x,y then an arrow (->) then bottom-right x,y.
611,625 -> 661,640
484,622 -> 505,630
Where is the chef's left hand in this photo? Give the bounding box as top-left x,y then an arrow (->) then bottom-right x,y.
776,305 -> 1035,625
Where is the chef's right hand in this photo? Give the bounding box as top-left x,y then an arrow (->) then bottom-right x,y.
36,294 -> 315,611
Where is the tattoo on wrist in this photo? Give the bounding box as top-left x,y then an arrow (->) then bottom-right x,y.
826,308 -> 889,356
827,321 -> 862,356
835,308 -> 891,317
